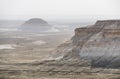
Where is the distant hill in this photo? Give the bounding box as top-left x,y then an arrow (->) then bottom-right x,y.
20,18 -> 52,32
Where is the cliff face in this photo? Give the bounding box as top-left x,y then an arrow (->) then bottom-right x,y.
52,20 -> 120,68
74,20 -> 120,37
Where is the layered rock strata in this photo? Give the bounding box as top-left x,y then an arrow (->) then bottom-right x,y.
52,20 -> 120,68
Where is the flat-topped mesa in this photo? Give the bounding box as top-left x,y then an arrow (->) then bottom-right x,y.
95,20 -> 120,25
74,27 -> 99,36
74,20 -> 120,38
52,20 -> 120,68
95,20 -> 120,29
96,20 -> 120,38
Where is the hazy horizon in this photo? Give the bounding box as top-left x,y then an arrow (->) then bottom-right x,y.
0,0 -> 120,21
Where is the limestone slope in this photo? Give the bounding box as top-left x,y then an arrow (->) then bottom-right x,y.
52,20 -> 120,68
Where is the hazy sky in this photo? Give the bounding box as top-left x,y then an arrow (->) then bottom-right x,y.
0,0 -> 120,21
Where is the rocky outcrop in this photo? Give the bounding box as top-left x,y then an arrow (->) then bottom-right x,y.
20,18 -> 51,32
52,20 -> 120,68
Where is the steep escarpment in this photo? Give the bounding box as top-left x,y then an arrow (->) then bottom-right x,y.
80,21 -> 120,68
52,20 -> 120,68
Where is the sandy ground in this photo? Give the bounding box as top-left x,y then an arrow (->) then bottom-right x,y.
0,31 -> 73,63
